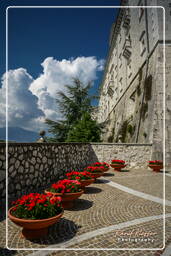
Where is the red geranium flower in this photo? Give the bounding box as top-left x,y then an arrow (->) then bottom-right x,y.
111,159 -> 125,165
149,160 -> 163,165
65,170 -> 92,181
47,179 -> 81,194
11,193 -> 62,220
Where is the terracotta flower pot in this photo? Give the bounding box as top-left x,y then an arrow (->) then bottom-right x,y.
45,190 -> 84,209
94,167 -> 105,172
103,167 -> 109,172
110,164 -> 127,172
91,172 -> 104,179
8,207 -> 63,240
79,179 -> 95,188
148,164 -> 163,172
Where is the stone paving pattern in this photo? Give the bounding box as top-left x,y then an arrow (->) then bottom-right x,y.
0,168 -> 171,256
108,168 -> 171,200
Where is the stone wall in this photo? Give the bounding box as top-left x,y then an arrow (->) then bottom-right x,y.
91,143 -> 152,169
3,143 -> 98,199
0,142 -> 152,213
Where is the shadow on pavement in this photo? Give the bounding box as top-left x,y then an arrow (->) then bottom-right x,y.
0,248 -> 17,255
69,199 -> 93,211
84,186 -> 102,194
30,217 -> 80,245
94,179 -> 110,184
102,172 -> 114,177
119,169 -> 130,172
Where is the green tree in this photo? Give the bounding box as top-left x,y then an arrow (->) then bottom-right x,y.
45,78 -> 100,142
66,112 -> 101,142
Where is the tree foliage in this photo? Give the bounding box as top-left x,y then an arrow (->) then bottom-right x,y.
45,78 -> 101,142
66,112 -> 101,142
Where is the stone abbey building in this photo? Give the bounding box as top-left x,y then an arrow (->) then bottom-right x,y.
97,0 -> 171,166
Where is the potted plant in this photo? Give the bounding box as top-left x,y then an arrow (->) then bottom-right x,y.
91,162 -> 110,172
85,166 -> 104,179
45,179 -> 84,209
65,170 -> 94,189
101,162 -> 110,172
148,160 -> 163,172
110,159 -> 127,171
8,193 -> 63,239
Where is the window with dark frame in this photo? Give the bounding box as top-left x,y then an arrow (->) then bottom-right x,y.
139,30 -> 146,56
138,0 -> 145,22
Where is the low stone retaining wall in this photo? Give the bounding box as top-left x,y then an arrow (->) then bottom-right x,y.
91,143 -> 152,169
0,142 -> 152,217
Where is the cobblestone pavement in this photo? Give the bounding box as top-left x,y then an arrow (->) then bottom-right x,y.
106,168 -> 170,201
0,168 -> 171,256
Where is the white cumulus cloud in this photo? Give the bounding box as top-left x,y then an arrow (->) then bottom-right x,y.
29,56 -> 104,121
0,68 -> 45,130
0,56 -> 104,132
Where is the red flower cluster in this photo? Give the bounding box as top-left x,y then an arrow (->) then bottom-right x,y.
51,183 -> 65,193
48,179 -> 81,194
85,166 -> 104,173
149,160 -> 163,165
66,171 -> 92,180
111,159 -> 125,165
11,193 -> 62,219
92,162 -> 110,169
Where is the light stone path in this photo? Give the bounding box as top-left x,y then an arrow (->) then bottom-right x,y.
100,178 -> 171,206
26,214 -> 171,256
0,168 -> 171,256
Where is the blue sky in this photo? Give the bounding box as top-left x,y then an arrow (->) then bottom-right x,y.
0,0 -> 120,133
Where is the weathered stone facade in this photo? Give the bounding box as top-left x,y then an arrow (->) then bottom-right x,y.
0,142 -> 152,218
97,0 -> 171,166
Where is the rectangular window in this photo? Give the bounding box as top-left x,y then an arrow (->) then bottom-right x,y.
109,64 -> 114,73
128,59 -> 132,78
138,0 -> 145,22
139,31 -> 146,56
119,77 -> 123,87
119,34 -> 122,43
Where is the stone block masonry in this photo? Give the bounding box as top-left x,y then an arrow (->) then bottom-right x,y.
0,142 -> 152,218
90,143 -> 152,170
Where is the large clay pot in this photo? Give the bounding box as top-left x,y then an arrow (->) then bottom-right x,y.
94,167 -> 105,172
79,179 -> 95,189
45,190 -> 84,209
148,164 -> 163,172
91,172 -> 103,179
8,207 -> 63,240
103,167 -> 109,172
110,164 -> 127,172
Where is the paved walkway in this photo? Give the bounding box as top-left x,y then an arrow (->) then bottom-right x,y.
0,168 -> 171,256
